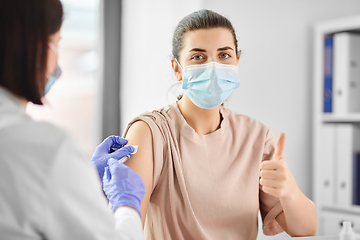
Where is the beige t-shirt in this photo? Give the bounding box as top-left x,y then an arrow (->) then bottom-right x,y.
124,102 -> 284,240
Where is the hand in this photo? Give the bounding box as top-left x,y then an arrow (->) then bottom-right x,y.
91,135 -> 135,182
259,133 -> 298,199
103,158 -> 145,216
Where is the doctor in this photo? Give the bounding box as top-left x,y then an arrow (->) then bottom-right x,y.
0,0 -> 144,239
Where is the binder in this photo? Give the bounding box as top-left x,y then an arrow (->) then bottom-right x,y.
353,152 -> 360,205
324,35 -> 333,113
348,35 -> 360,113
333,33 -> 360,114
318,124 -> 336,204
335,124 -> 360,205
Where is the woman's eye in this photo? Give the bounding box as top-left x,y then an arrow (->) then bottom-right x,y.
191,55 -> 204,60
220,53 -> 230,59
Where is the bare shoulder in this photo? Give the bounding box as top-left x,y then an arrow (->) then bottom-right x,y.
125,120 -> 152,144
123,119 -> 153,177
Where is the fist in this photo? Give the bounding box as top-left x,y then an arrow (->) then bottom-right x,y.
259,133 -> 297,199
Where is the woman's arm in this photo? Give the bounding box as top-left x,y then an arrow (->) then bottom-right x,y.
275,187 -> 317,236
123,121 -> 154,226
260,133 -> 317,236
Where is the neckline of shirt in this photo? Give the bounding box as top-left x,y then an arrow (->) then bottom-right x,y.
169,102 -> 228,142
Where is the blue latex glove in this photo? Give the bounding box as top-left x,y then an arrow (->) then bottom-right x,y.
103,158 -> 145,216
91,135 -> 134,182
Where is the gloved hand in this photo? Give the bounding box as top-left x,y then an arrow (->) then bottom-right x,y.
91,135 -> 135,182
103,158 -> 145,216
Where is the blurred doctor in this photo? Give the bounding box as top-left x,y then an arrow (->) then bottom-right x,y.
0,0 -> 144,239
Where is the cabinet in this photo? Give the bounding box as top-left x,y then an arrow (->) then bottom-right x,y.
312,15 -> 360,236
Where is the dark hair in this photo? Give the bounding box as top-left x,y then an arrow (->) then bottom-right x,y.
172,9 -> 239,61
0,0 -> 63,104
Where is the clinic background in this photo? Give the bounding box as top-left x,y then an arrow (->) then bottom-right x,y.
26,0 -> 360,238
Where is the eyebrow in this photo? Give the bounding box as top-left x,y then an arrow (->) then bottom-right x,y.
217,46 -> 234,51
189,46 -> 234,52
189,48 -> 206,52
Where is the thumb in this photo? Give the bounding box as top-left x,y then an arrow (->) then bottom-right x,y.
273,132 -> 286,160
107,158 -> 119,166
109,145 -> 134,160
103,166 -> 111,182
104,158 -> 119,182
99,135 -> 127,153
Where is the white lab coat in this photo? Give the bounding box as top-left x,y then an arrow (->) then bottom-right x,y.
0,87 -> 143,240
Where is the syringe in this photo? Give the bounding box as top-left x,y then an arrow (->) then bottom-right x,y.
111,145 -> 138,164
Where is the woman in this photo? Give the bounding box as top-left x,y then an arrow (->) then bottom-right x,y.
123,9 -> 317,239
0,0 -> 144,239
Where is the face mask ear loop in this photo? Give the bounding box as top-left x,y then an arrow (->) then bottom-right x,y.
175,58 -> 185,84
175,58 -> 184,72
48,42 -> 58,56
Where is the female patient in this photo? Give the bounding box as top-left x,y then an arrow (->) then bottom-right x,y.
123,9 -> 317,239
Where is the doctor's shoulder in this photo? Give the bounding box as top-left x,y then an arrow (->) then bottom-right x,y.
3,117 -> 83,163
0,118 -> 88,193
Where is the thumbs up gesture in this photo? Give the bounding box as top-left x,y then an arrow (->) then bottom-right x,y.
259,133 -> 298,199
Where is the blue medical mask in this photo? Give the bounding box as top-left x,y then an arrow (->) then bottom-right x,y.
44,65 -> 61,95
44,42 -> 61,96
178,60 -> 240,109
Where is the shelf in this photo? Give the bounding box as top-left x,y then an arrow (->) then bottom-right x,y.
313,15 -> 360,236
322,113 -> 360,123
315,15 -> 360,35
322,204 -> 360,215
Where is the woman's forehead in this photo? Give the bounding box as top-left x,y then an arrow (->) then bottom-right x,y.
182,28 -> 235,51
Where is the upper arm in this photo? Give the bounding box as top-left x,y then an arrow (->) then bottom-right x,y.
124,120 -> 154,227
